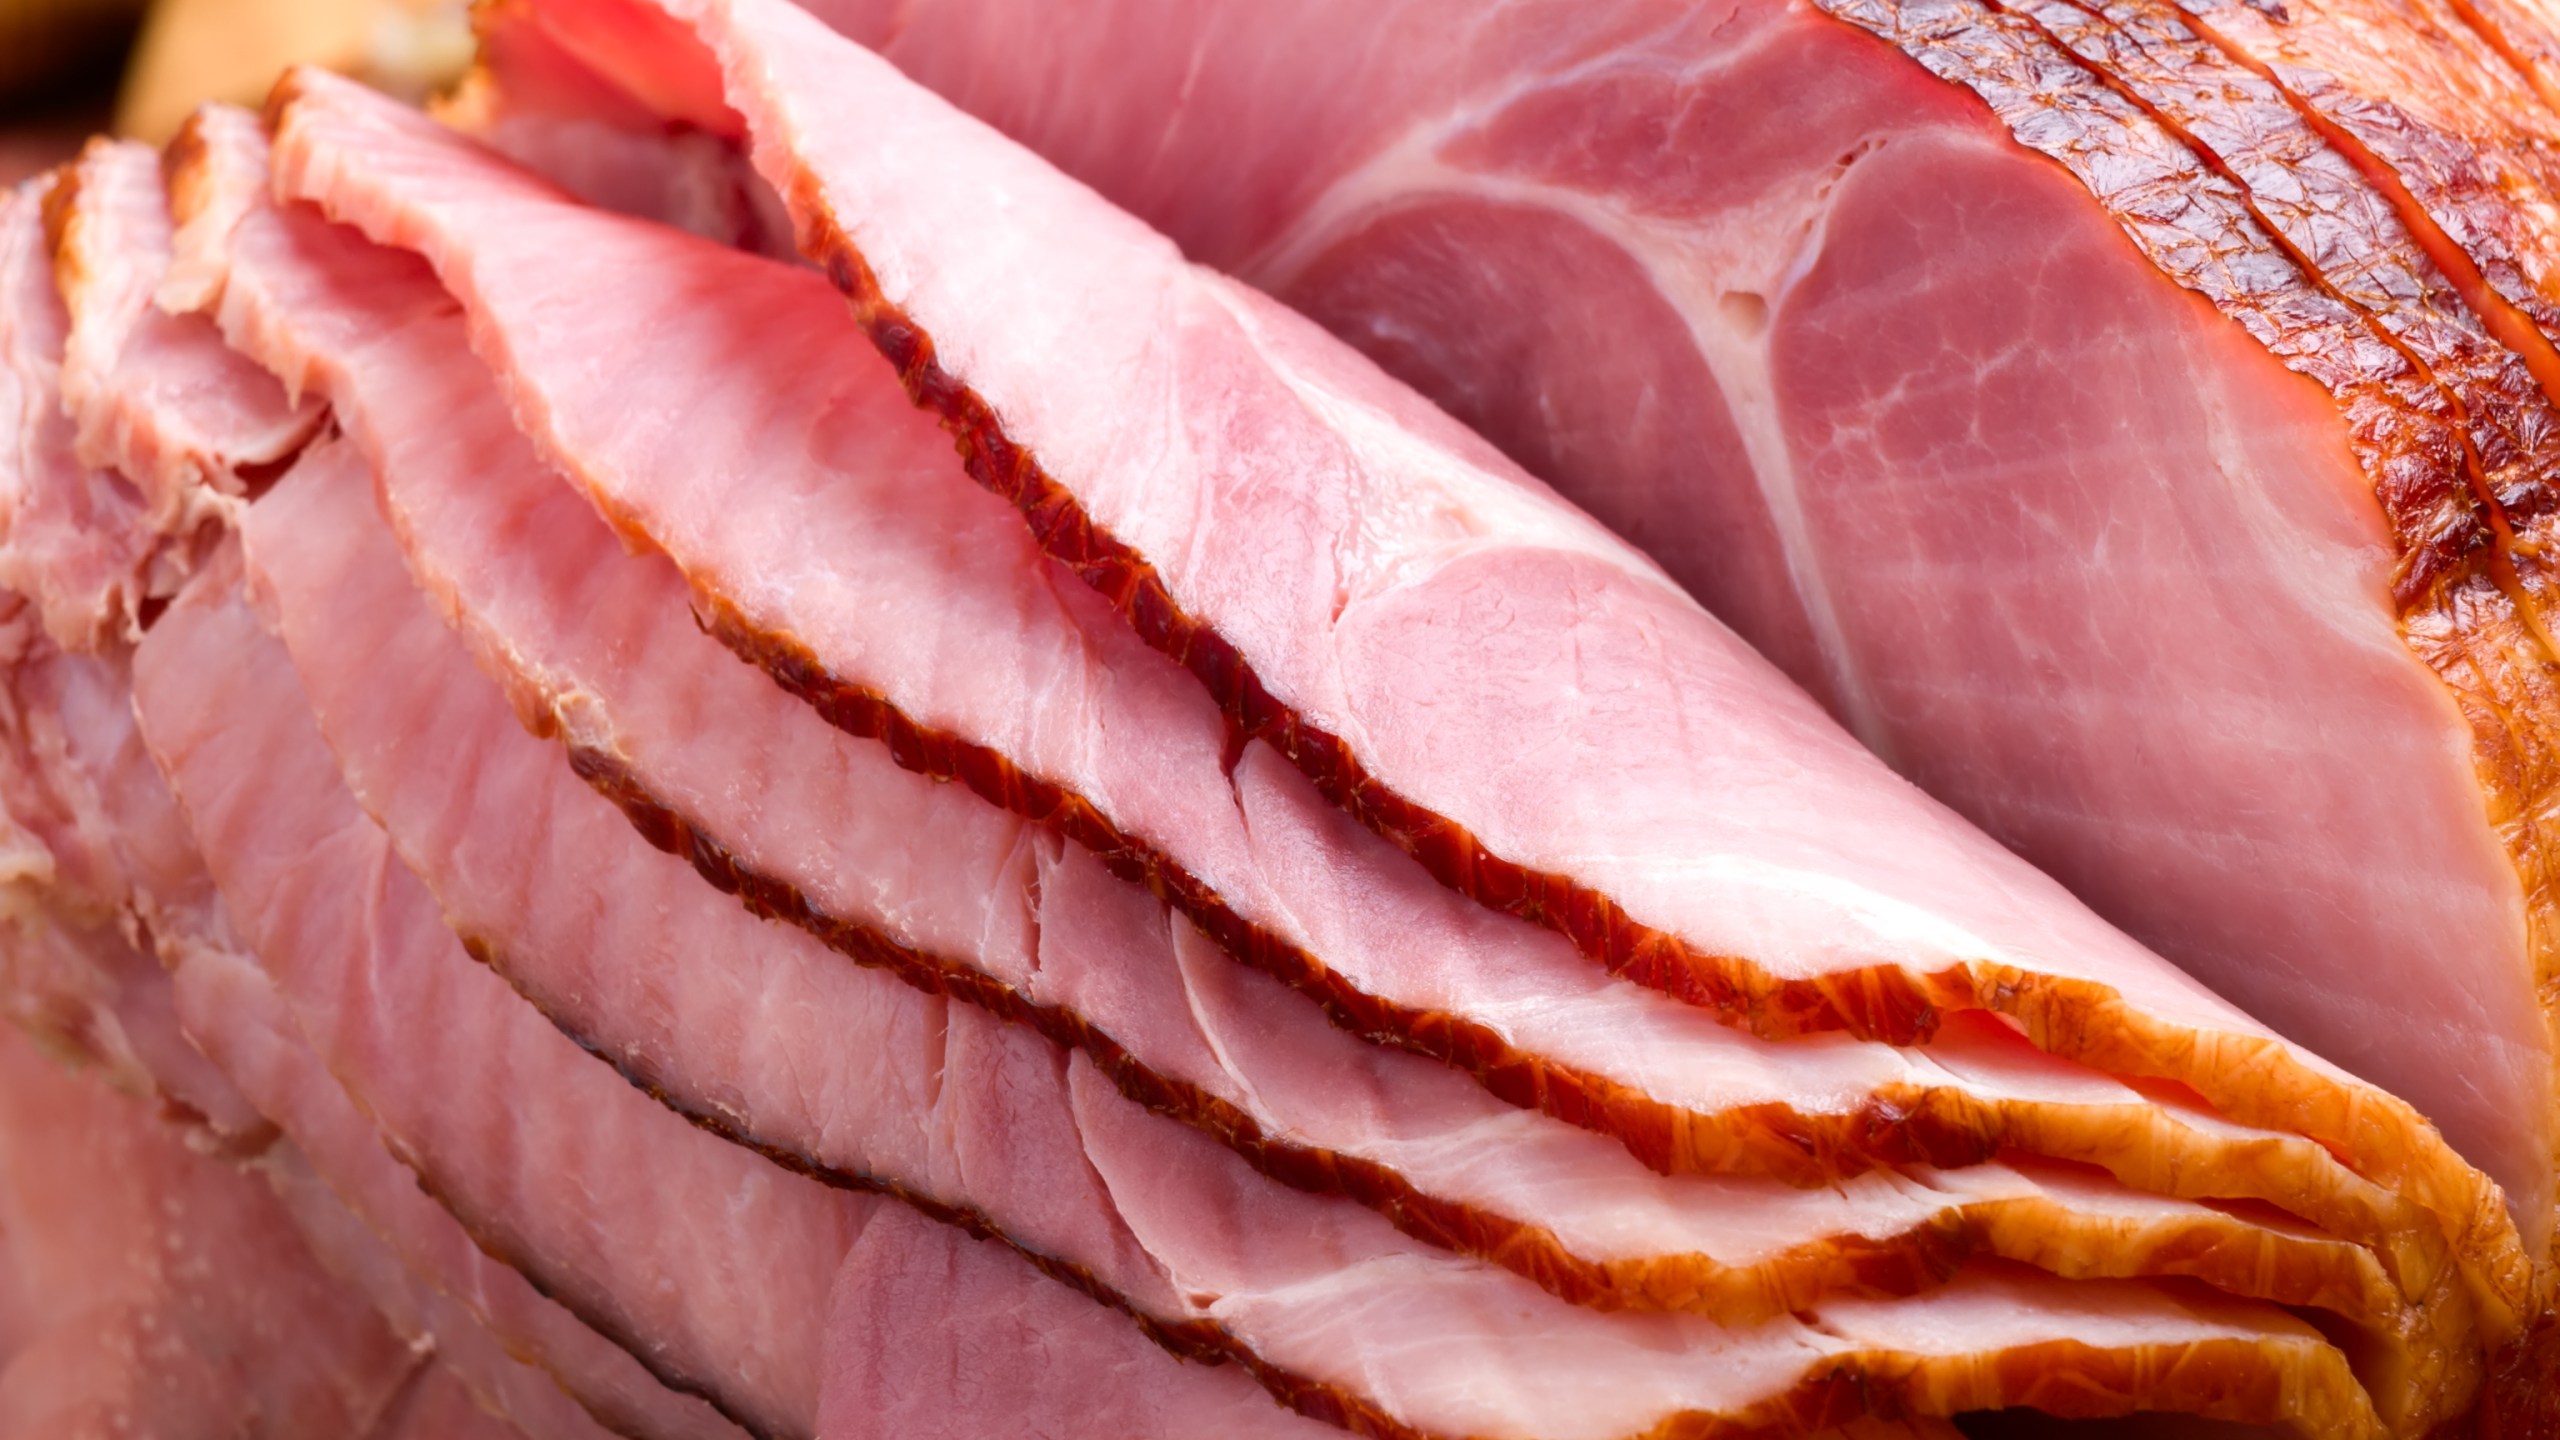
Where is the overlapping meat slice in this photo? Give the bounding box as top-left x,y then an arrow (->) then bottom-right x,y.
170,924 -> 745,1440
256,50 -> 2518,1357
46,138 -> 320,534
0,1019 -> 420,1438
131,553 -> 864,1440
182,92 -> 2479,1413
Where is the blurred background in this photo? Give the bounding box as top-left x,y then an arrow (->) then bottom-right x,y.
1,0 -> 470,185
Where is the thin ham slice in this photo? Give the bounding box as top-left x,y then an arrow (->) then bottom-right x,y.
47,138 -> 320,533
0,1019 -> 420,1438
130,549 -> 864,1440
254,56 -> 2518,1369
180,102 -> 2455,1382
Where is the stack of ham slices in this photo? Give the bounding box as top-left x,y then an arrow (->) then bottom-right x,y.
2,0 -> 2555,1434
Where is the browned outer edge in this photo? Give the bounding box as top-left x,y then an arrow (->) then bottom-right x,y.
767,192 -> 2521,1321
570,742 -> 2433,1332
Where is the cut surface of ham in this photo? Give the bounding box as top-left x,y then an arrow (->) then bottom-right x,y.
0,1019 -> 420,1439
290,0 -> 2529,1322
191,100 -> 2454,1383
495,0 -> 2560,1263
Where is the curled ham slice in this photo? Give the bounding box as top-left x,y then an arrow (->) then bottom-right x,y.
0,187 -> 163,651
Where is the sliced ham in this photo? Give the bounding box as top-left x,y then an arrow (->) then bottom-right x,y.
47,138 -> 320,532
185,98 -> 2457,1366
474,0 -> 2553,1317
0,1019 -> 420,1438
257,51 -> 2519,1367
490,0 -> 2560,1274
130,549 -> 864,1440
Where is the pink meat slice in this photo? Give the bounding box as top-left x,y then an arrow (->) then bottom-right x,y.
815,1203 -> 1335,1440
100,518 -> 1357,1440
481,0 -> 2531,1299
190,124 -> 2447,1367
261,1140 -> 618,1440
0,1019 -> 420,1439
0,630 -> 265,1139
171,935 -> 744,1440
252,68 -> 2491,1329
48,137 -> 320,532
0,183 -> 162,652
129,551 -> 862,1440
510,0 -> 2560,1260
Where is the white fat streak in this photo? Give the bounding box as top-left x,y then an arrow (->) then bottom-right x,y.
1233,100 -> 1901,753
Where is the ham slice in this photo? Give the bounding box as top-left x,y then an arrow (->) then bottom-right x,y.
492,0 -> 2560,1273
0,1019 -> 420,1438
182,99 -> 2453,1380
258,31 -> 2525,1353
47,138 -> 320,534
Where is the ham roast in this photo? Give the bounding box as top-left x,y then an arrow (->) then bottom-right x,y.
5,0 -> 2560,1433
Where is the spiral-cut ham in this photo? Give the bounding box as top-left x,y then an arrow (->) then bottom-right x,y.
176,105 -> 2465,1401
479,0 -> 2560,1288
259,27 -> 2526,1354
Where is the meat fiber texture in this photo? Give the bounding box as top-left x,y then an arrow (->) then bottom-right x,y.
478,0 -> 2560,1290
465,0 -> 2532,1330
179,101 -> 2426,1435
